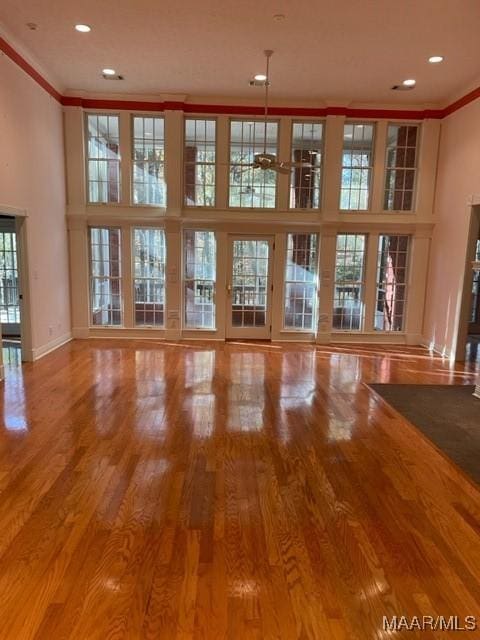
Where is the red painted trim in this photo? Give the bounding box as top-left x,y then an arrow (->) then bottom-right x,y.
442,85 -> 480,118
0,34 -> 478,121
0,36 -> 62,102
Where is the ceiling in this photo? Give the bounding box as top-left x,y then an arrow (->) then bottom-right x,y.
1,0 -> 480,106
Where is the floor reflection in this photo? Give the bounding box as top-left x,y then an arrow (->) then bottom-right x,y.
228,352 -> 265,432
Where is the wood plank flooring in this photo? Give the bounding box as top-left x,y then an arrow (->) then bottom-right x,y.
0,339 -> 478,639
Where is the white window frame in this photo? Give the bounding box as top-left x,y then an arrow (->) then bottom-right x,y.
183,229 -> 217,330
132,227 -> 166,327
340,121 -> 376,211
333,233 -> 367,332
228,118 -> 279,209
85,113 -> 121,204
383,122 -> 420,212
184,117 -> 217,208
131,115 -> 166,207
374,234 -> 411,332
289,121 -> 324,210
283,233 -> 320,332
88,226 -> 123,327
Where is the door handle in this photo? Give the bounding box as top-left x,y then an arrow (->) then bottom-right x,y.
226,283 -> 232,295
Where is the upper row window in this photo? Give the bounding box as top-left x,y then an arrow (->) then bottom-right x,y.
86,115 -> 419,212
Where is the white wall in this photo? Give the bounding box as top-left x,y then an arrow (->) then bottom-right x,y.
0,52 -> 70,357
423,99 -> 480,359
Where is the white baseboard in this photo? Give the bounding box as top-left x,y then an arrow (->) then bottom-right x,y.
419,337 -> 454,360
29,332 -> 73,361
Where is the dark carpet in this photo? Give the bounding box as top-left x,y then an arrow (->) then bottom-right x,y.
369,384 -> 480,483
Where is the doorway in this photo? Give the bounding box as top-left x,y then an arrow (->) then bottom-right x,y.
226,235 -> 274,339
0,217 -> 21,364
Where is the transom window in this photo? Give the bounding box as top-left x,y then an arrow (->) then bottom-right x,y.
184,119 -> 216,207
184,230 -> 216,329
375,235 -> 410,331
284,234 -> 319,330
333,234 -> 366,331
133,228 -> 166,326
290,122 -> 323,209
86,114 -> 120,203
229,120 -> 278,208
89,227 -> 122,325
132,116 -> 166,206
340,123 -> 375,210
384,124 -> 419,211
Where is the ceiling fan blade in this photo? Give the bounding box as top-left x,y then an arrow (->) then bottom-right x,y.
279,161 -> 313,169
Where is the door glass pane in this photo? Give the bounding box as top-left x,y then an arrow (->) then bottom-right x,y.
0,231 -> 20,325
231,240 -> 269,327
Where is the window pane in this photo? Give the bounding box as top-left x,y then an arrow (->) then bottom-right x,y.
0,231 -> 20,325
184,231 -> 216,329
384,124 -> 419,211
185,119 -> 216,207
340,124 -> 374,211
333,234 -> 366,330
290,122 -> 323,209
132,116 -> 166,206
284,234 -> 318,330
229,121 -> 278,208
375,235 -> 410,331
87,115 -> 120,203
133,228 -> 166,326
89,227 -> 122,325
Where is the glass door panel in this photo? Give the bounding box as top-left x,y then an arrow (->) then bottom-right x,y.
226,236 -> 274,339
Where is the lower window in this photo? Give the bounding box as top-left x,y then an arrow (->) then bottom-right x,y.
133,228 -> 166,326
89,227 -> 122,326
284,233 -> 319,330
375,235 -> 410,331
333,234 -> 366,331
184,230 -> 216,329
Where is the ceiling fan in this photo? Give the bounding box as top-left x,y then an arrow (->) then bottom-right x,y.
246,50 -> 312,175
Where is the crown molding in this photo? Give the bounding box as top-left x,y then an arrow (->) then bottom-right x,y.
0,32 -> 478,121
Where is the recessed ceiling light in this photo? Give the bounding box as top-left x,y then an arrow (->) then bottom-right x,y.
428,55 -> 444,64
254,74 -> 267,81
273,14 -> 285,21
402,79 -> 416,87
75,24 -> 91,32
102,68 -> 116,76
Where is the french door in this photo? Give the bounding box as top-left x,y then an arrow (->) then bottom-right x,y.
226,236 -> 274,339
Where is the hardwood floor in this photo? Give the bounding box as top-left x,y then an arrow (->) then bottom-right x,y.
0,339 -> 479,639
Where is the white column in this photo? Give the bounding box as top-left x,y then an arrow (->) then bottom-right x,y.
316,227 -> 337,343
165,109 -> 184,216
415,119 -> 441,220
322,115 -> 345,215
119,112 -> 131,205
405,232 -> 431,343
277,117 -> 291,210
363,232 -> 379,332
68,217 -> 90,338
63,107 -> 86,212
165,220 -> 182,339
371,120 -> 387,212
121,224 -> 133,328
216,116 -> 229,210
271,232 -> 286,339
